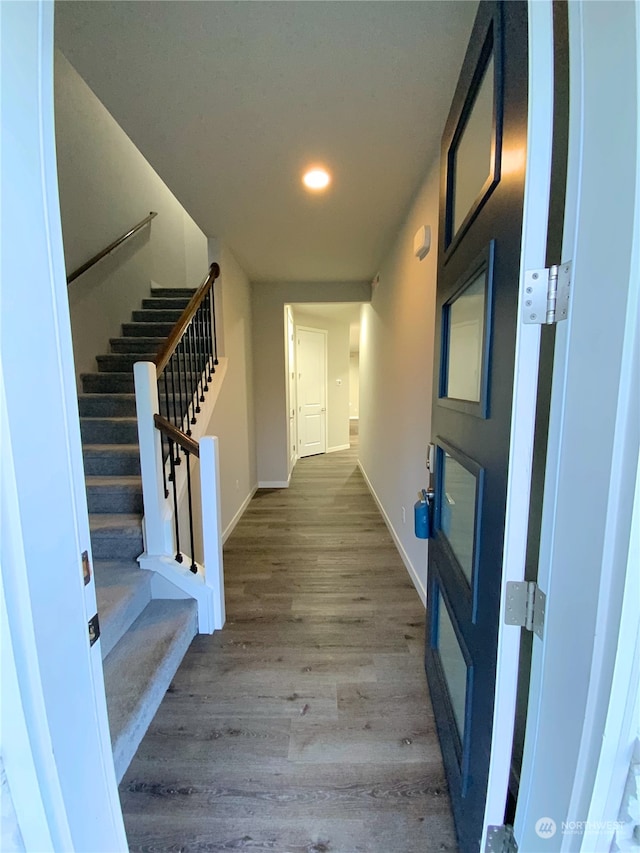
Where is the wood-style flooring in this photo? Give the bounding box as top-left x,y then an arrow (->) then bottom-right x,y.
120,435 -> 457,853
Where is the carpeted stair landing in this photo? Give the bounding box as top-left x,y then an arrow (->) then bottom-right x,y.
79,287 -> 198,781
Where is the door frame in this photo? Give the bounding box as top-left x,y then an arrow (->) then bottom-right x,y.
295,325 -> 328,458
515,2 -> 640,849
1,2 -> 127,848
284,305 -> 298,476
479,0 -> 557,840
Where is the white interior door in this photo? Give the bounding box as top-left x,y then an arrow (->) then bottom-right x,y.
296,327 -> 327,458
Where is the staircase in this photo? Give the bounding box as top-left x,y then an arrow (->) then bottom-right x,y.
79,287 -> 199,781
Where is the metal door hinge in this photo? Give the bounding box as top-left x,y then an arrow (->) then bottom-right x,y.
485,825 -> 518,853
504,581 -> 546,639
88,613 -> 100,647
522,261 -> 571,324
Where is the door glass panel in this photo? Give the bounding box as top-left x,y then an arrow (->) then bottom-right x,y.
453,55 -> 494,234
440,452 -> 477,584
438,592 -> 468,740
445,271 -> 486,402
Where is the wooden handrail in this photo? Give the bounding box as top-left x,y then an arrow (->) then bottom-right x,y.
154,262 -> 220,376
154,414 -> 200,458
67,211 -> 158,285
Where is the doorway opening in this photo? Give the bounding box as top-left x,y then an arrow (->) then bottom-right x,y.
284,303 -> 362,475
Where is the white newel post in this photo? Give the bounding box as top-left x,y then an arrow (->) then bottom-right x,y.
134,361 -> 166,556
199,436 -> 226,629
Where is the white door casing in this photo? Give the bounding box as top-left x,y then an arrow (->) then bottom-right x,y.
0,2 -> 127,849
285,306 -> 297,474
515,2 -> 640,850
296,327 -> 327,458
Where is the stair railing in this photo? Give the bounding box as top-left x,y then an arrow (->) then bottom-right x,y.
67,211 -> 158,285
133,262 -> 225,632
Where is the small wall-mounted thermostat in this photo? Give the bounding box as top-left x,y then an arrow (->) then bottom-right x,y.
414,225 -> 431,260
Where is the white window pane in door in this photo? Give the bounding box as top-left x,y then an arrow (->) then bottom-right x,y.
453,55 -> 494,234
438,593 -> 468,740
440,453 -> 476,584
446,271 -> 486,402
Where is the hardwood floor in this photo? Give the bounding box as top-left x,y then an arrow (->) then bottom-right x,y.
120,438 -> 457,852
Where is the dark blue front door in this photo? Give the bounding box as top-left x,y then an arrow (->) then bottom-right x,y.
424,3 -> 529,851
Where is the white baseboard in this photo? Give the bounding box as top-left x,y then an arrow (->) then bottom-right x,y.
223,485 -> 257,543
258,480 -> 290,488
349,416 -> 359,420
327,443 -> 351,453
357,461 -> 426,607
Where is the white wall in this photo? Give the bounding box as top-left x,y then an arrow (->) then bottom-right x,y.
359,157 -> 440,602
55,51 -> 208,385
252,281 -> 370,486
208,241 -> 257,536
293,308 -> 350,452
349,353 -> 360,418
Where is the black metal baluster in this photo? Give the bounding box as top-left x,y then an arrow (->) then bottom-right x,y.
211,284 -> 219,367
196,303 -> 206,402
203,289 -> 213,383
186,319 -> 195,418
168,437 -> 183,563
185,450 -> 198,573
162,371 -> 176,481
187,321 -> 199,418
158,378 -> 169,499
168,356 -> 180,466
175,340 -> 186,434
184,335 -> 195,433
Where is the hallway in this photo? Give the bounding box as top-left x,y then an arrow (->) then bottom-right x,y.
119,438 -> 457,852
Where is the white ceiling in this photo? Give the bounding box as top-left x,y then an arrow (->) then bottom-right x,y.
55,1 -> 476,284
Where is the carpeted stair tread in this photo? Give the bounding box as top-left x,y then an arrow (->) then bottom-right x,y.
86,476 -> 143,514
89,513 -> 142,533
94,561 -> 151,660
89,513 -> 143,559
103,598 -> 198,780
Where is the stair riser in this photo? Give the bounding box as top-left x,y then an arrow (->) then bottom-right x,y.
110,338 -> 165,354
150,288 -> 197,298
83,451 -> 141,477
97,354 -> 158,372
98,353 -> 210,373
82,374 -> 135,393
81,420 -> 139,444
141,298 -> 191,310
82,372 -> 210,395
122,322 -> 175,337
79,395 -> 137,417
131,310 -> 183,323
87,489 -> 143,515
91,533 -> 143,561
96,565 -> 152,661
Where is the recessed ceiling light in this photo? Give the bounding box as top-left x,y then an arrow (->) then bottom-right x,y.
303,167 -> 331,191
